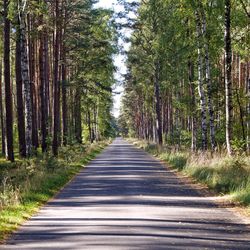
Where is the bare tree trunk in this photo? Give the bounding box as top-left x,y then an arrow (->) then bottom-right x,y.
0,60 -> 6,156
16,20 -> 26,157
61,62 -> 67,146
235,88 -> 246,145
195,10 -> 207,150
188,60 -> 197,152
246,64 -> 250,152
27,14 -> 39,150
199,1 -> 216,150
87,108 -> 93,143
52,0 -> 60,156
74,88 -> 82,144
61,8 -> 68,146
224,0 -> 233,155
154,61 -> 163,146
39,13 -> 48,152
44,32 -> 50,137
95,103 -> 100,141
19,4 -> 33,156
4,0 -> 14,161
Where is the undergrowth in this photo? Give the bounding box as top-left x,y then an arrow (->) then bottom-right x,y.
129,138 -> 250,208
0,141 -> 109,242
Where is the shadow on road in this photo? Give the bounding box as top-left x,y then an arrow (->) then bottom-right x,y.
2,138 -> 250,249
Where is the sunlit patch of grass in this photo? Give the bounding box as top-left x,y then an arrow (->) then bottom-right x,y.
160,152 -> 188,170
0,140 -> 109,242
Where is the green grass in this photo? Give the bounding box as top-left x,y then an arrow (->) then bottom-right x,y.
0,141 -> 110,242
128,138 -> 250,208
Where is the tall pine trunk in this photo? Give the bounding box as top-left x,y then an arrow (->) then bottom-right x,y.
39,15 -> 48,152
74,88 -> 82,144
16,21 -> 26,157
52,0 -> 60,156
154,60 -> 163,146
27,14 -> 39,150
246,66 -> 250,152
61,26 -> 67,145
3,0 -> 14,161
224,0 -> 233,155
0,60 -> 6,156
19,6 -> 33,156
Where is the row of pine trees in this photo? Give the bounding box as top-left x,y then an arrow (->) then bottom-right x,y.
0,0 -> 117,162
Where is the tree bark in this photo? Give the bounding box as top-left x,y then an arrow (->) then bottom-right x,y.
39,13 -> 48,152
188,60 -> 197,152
199,1 -> 216,150
0,60 -> 6,156
27,14 -> 39,150
52,0 -> 60,156
224,0 -> 233,155
246,64 -> 250,152
154,60 -> 163,146
16,21 -> 27,157
19,4 -> 33,156
88,108 -> 93,143
74,89 -> 82,144
3,0 -> 14,161
61,12 -> 68,146
195,10 -> 207,150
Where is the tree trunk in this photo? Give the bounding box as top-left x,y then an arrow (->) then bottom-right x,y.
74,89 -> 82,144
39,14 -> 48,152
188,60 -> 197,152
44,32 -> 50,138
16,21 -> 26,157
52,0 -> 60,156
154,61 -> 163,146
61,31 -> 67,146
224,0 -> 233,155
195,10 -> 208,150
3,0 -> 14,161
199,1 -> 216,150
246,66 -> 250,152
0,60 -> 6,156
19,6 -> 33,156
27,14 -> 39,150
88,108 -> 93,143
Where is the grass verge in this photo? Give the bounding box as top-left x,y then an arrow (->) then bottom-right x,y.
128,138 -> 250,212
0,141 -> 110,242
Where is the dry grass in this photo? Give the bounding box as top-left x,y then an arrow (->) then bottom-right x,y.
128,138 -> 250,207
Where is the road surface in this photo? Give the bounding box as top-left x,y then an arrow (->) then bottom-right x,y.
1,138 -> 250,249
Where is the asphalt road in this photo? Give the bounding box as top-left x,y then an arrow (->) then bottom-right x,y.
1,138 -> 250,249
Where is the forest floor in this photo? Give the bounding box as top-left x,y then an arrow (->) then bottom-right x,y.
128,138 -> 250,217
1,138 -> 250,249
0,141 -> 110,242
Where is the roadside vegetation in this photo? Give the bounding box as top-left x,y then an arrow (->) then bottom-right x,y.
0,141 -> 109,242
0,0 -> 117,241
118,0 -> 250,215
129,139 -> 250,210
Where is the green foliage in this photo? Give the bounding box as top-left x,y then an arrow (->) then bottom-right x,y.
119,0 -> 250,153
161,152 -> 188,171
